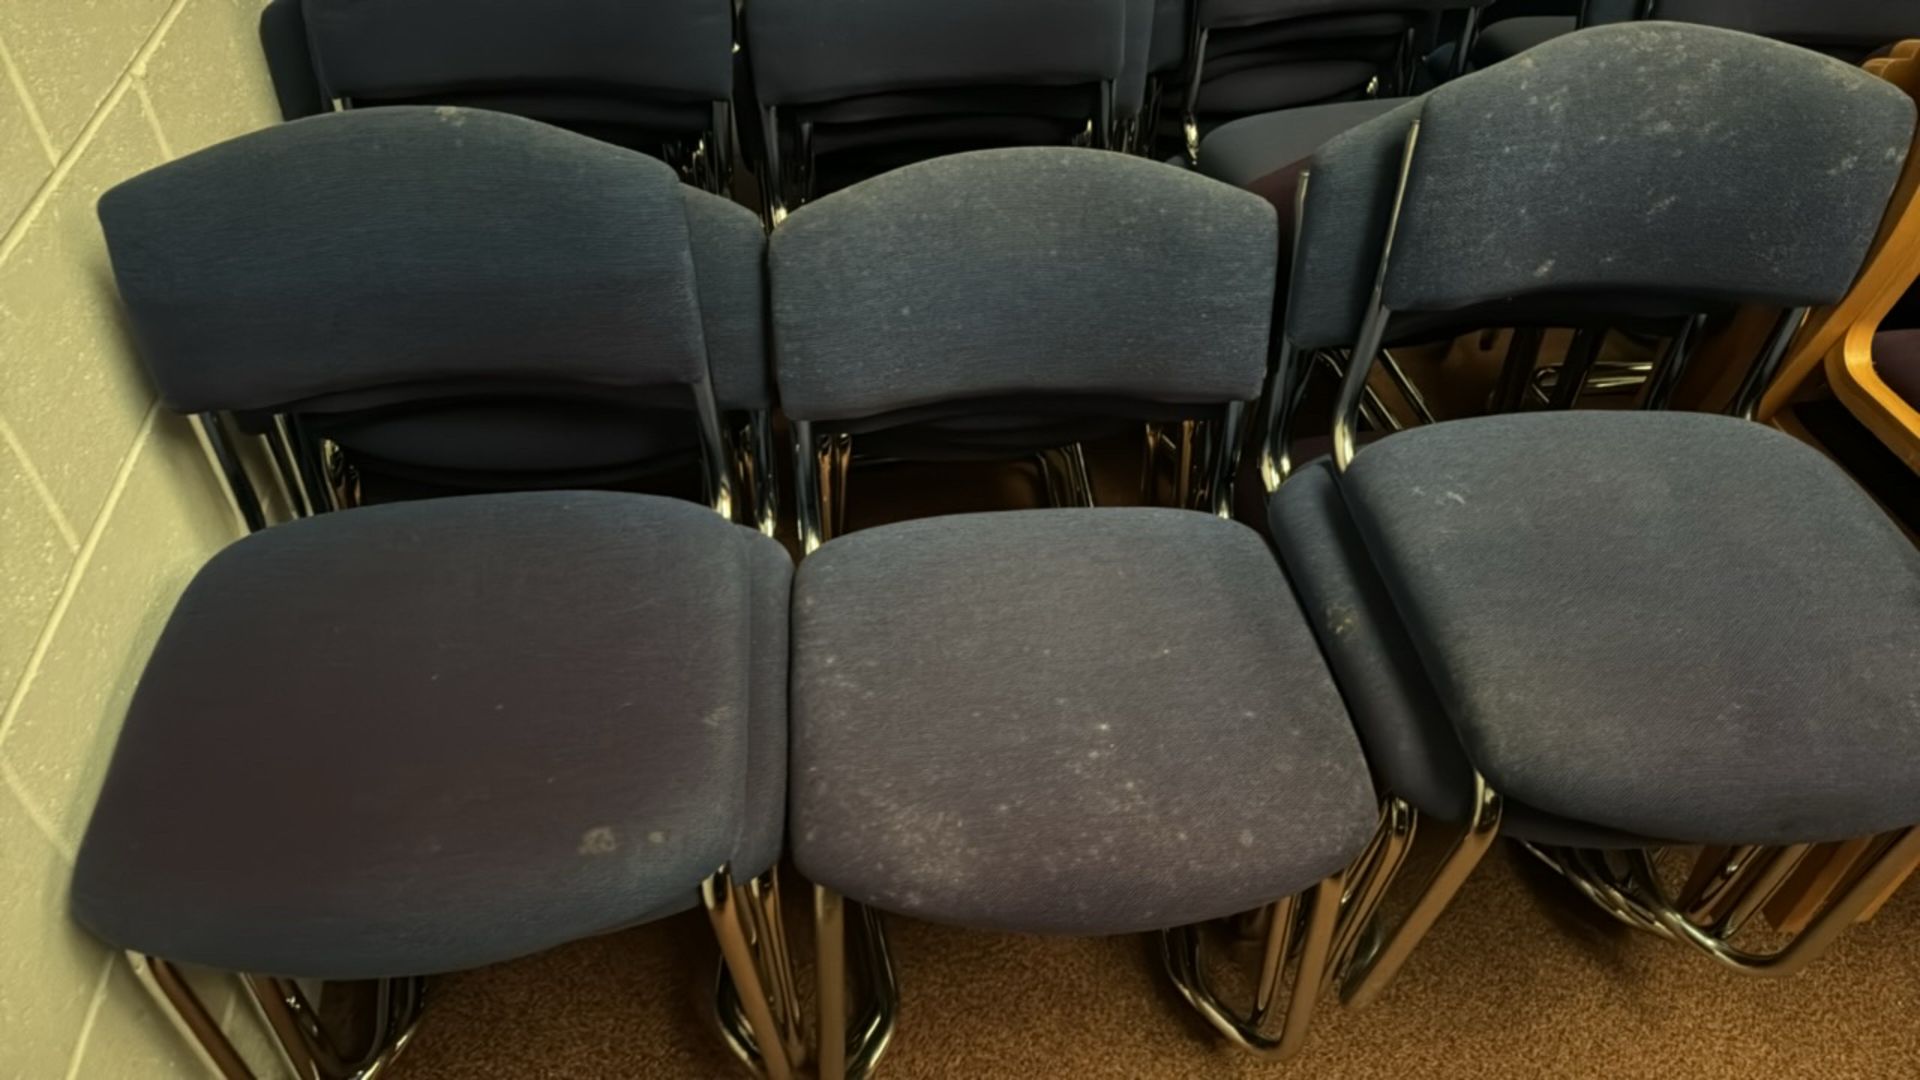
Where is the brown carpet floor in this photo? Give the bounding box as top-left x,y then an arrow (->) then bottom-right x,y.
389,847 -> 1919,1079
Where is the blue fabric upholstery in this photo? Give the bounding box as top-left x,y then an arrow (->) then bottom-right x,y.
770,148 -> 1277,424
72,493 -> 789,980
1340,413 -> 1920,845
791,508 -> 1379,935
100,107 -> 770,416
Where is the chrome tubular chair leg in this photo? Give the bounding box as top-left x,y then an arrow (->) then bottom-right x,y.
748,410 -> 780,537
1729,306 -> 1810,420
1545,329 -> 1607,409
760,106 -> 789,228
1376,349 -> 1436,426
319,438 -> 362,511
1639,312 -> 1706,410
1180,28 -> 1209,166
704,866 -> 799,1080
266,415 -> 314,518
1627,827 -> 1920,976
1161,874 -> 1343,1060
1174,421 -> 1201,508
241,972 -> 424,1080
1206,401 -> 1249,518
827,433 -> 852,538
1141,422 -> 1165,502
1338,776 -> 1501,1007
130,953 -> 254,1080
815,886 -> 898,1080
692,378 -> 737,523
793,420 -> 827,554
1322,797 -> 1417,994
746,871 -> 809,1069
1037,444 -> 1097,508
195,412 -> 268,533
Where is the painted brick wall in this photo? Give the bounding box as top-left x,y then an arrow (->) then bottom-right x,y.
0,1 -> 288,1075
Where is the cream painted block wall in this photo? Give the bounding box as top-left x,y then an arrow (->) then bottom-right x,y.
0,2 -> 289,1076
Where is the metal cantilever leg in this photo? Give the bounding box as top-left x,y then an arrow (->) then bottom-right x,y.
815,886 -> 898,1080
1036,444 -> 1096,508
195,412 -> 268,532
1626,827 -> 1920,976
132,952 -> 424,1080
705,866 -> 805,1080
1161,875 -> 1344,1060
1339,777 -> 1502,1008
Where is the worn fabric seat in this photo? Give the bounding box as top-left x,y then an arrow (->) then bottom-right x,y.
790,508 -> 1379,936
1268,458 -> 1657,849
1339,413 -> 1920,844
72,492 -> 791,981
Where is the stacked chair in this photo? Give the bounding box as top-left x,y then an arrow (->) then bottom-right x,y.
260,0 -> 739,189
1265,22 -> 1920,990
1162,0 -> 1494,166
1473,0 -> 1920,71
67,13 -> 1920,1080
98,107 -> 779,536
743,0 -> 1133,221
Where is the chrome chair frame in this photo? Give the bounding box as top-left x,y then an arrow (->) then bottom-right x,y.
130,954 -> 425,1080
1292,113 -> 1918,996
1160,796 -> 1421,1059
134,864 -> 803,1080
795,404 -> 1246,553
327,92 -> 736,197
197,376 -> 743,534
757,81 -> 1119,228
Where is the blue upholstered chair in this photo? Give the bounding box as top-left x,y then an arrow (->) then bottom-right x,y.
1266,23 -> 1920,998
99,107 -> 778,535
260,0 -> 738,189
71,493 -> 800,1079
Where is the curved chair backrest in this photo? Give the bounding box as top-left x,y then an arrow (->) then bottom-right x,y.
1175,0 -> 1492,163
746,0 -> 1132,218
772,148 -> 1276,423
770,147 -> 1277,540
1639,1 -> 1920,61
1324,22 -> 1913,465
1749,44 -> 1920,471
263,0 -> 737,185
101,107 -> 765,515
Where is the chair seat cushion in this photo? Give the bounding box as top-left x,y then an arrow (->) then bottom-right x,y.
1199,97 -> 1405,188
72,492 -> 791,980
1340,412 -> 1920,845
1874,328 -> 1920,410
790,508 -> 1378,936
1270,459 -> 1670,850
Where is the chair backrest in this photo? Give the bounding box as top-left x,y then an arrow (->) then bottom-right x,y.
100,106 -> 766,435
746,0 -> 1133,211
1385,23 -> 1909,314
1319,22 -> 1913,463
1762,43 -> 1920,421
1285,97 -> 1427,351
1639,2 -> 1920,60
268,0 -> 736,169
769,147 -> 1277,426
